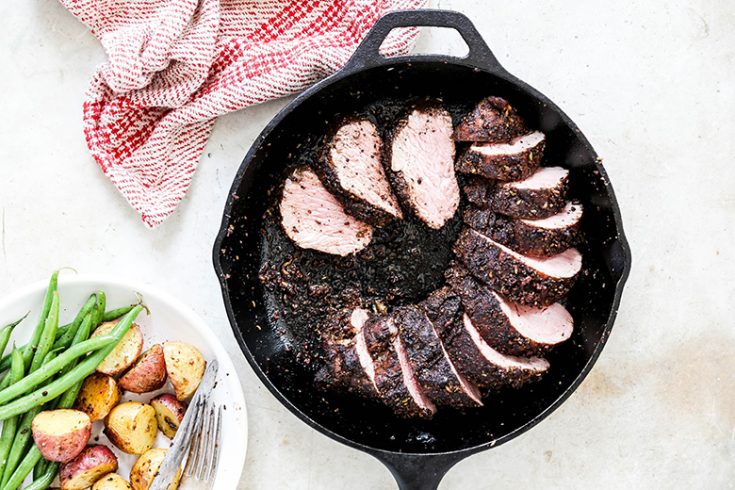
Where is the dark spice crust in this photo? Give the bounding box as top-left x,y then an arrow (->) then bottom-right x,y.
314,115 -> 398,227
383,104 -> 456,228
393,306 -> 480,408
453,228 -> 578,307
422,288 -> 547,392
363,316 -> 433,419
313,309 -> 375,395
314,340 -> 375,396
453,97 -> 528,143
445,264 -> 554,357
456,136 -> 544,182
463,207 -> 579,257
462,174 -> 567,219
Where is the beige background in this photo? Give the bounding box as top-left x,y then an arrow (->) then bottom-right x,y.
1,0 -> 733,488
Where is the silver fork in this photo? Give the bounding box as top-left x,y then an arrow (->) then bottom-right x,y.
183,402 -> 224,488
152,360 -> 221,490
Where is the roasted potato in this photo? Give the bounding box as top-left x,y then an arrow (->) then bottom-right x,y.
119,344 -> 167,393
32,409 -> 92,463
130,448 -> 181,490
73,373 -> 121,421
92,473 -> 133,490
92,321 -> 144,375
150,393 -> 186,439
104,402 -> 157,455
162,341 -> 206,400
59,444 -> 118,490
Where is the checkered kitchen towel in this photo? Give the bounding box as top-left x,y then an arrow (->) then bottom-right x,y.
60,0 -> 427,227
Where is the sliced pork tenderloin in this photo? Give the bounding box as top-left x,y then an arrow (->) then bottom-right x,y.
446,265 -> 573,356
456,131 -> 545,182
487,166 -> 569,219
463,203 -> 582,258
280,167 -> 373,256
392,306 -> 482,408
385,105 -> 460,229
363,315 -> 436,418
454,228 -> 582,306
422,287 -> 549,391
316,117 -> 403,226
314,308 -> 376,395
454,96 -> 528,143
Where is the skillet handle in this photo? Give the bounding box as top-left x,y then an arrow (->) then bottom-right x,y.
372,451 -> 465,490
344,9 -> 505,74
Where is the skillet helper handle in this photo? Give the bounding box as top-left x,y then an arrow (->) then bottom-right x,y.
375,452 -> 464,490
345,9 -> 505,73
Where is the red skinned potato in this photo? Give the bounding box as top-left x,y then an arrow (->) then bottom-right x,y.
130,448 -> 181,490
60,445 -> 119,490
92,473 -> 133,490
92,321 -> 144,376
32,409 -> 92,463
150,394 -> 186,439
162,341 -> 206,400
104,402 -> 158,455
119,344 -> 167,393
73,373 -> 121,422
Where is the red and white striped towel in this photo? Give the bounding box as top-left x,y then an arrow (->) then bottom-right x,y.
60,0 -> 427,227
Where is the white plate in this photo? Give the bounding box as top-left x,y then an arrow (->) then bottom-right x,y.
0,275 -> 247,489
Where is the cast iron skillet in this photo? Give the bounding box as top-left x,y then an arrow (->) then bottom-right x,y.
213,9 -> 631,490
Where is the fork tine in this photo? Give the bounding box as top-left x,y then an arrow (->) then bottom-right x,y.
183,401 -> 206,479
205,405 -> 223,481
197,406 -> 216,480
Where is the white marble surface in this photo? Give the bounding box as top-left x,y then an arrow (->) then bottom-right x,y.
1,0 -> 733,488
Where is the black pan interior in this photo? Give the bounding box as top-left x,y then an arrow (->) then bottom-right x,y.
215,60 -> 629,454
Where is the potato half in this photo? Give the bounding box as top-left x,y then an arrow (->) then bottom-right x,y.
104,402 -> 157,455
92,473 -> 133,490
92,321 -> 144,376
32,409 -> 92,463
119,344 -> 167,393
74,372 -> 121,422
162,341 -> 206,400
150,393 -> 186,439
130,448 -> 181,490
59,445 -> 118,490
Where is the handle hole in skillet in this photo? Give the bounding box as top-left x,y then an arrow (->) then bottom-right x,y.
379,26 -> 470,59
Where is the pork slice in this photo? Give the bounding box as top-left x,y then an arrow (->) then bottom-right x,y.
463,203 -> 582,258
316,117 -> 403,226
423,287 -> 549,391
386,105 -> 460,229
454,96 -> 528,143
456,131 -> 545,182
446,265 -> 573,356
280,167 -> 373,256
314,308 -> 376,395
489,166 -> 569,219
453,228 -> 582,306
393,306 -> 482,408
363,315 -> 436,418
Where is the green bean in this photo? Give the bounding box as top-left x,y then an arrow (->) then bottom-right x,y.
29,292 -> 59,374
0,445 -> 52,490
0,315 -> 26,359
0,304 -> 137,374
21,272 -> 59,370
92,291 -> 106,328
0,306 -> 142,422
0,334 -> 115,405
52,294 -> 97,353
0,348 -> 24,484
102,294 -> 146,322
